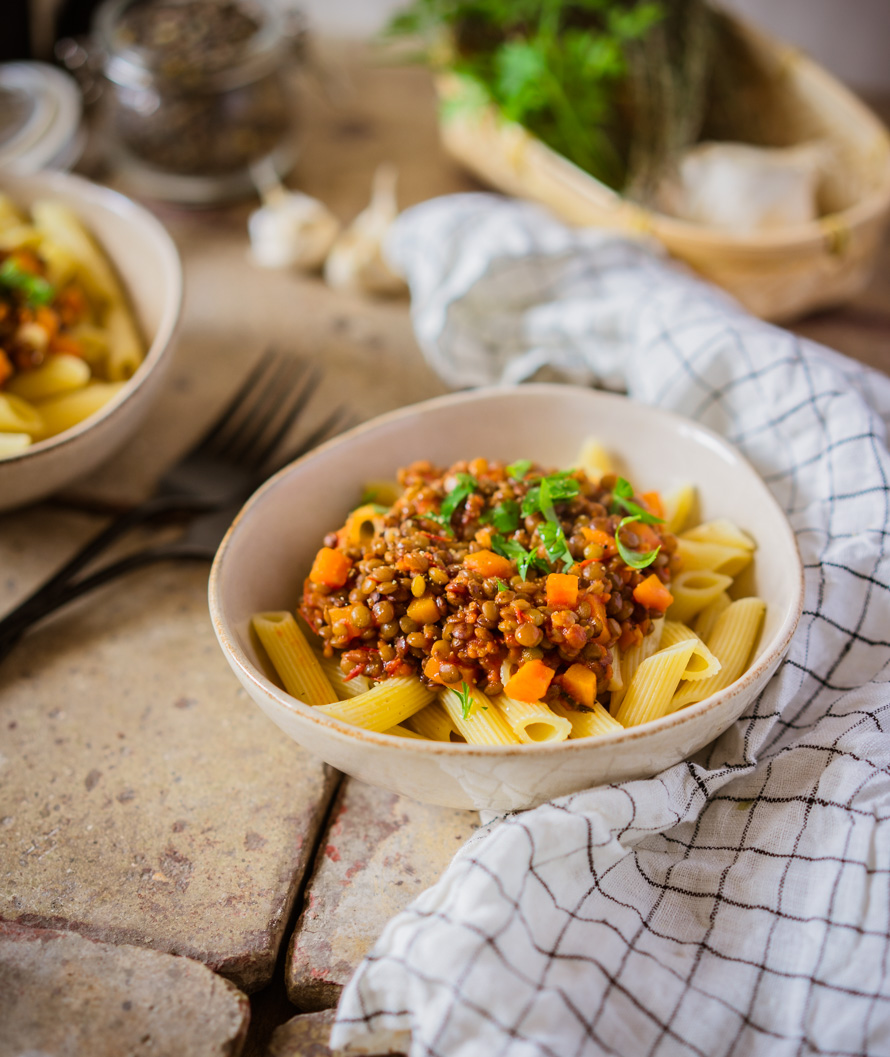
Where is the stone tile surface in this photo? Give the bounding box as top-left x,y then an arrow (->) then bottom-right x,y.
0,557 -> 340,993
269,1009 -> 405,1057
0,921 -> 249,1057
286,778 -> 478,1011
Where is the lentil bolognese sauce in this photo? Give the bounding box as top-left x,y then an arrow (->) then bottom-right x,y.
301,458 -> 679,711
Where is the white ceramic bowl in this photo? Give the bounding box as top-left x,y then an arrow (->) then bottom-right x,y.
0,169 -> 182,511
210,385 -> 804,811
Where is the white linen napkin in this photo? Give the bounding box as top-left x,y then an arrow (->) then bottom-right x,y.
331,193 -> 890,1057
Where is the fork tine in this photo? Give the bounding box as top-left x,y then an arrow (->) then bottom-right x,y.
267,405 -> 355,475
218,356 -> 305,461
189,347 -> 278,457
244,365 -> 324,469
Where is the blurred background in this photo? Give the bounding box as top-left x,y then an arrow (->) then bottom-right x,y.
8,0 -> 890,97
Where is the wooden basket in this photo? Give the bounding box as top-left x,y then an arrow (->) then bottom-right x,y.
436,21 -> 890,323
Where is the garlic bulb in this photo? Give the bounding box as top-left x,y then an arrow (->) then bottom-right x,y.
324,164 -> 407,296
657,141 -> 829,233
247,173 -> 340,271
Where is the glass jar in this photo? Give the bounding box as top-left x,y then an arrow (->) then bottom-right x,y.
94,0 -> 299,204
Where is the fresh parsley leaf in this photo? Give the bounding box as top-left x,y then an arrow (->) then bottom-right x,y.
428,473 -> 477,536
522,472 -> 580,521
457,681 -> 473,720
615,515 -> 661,570
491,534 -> 549,580
490,500 -> 520,534
0,259 -> 55,307
610,476 -> 664,524
538,520 -> 575,570
496,580 -> 510,593
506,459 -> 531,480
520,485 -> 541,519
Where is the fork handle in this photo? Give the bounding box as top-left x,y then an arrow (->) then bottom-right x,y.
0,543 -> 216,663
0,494 -> 211,646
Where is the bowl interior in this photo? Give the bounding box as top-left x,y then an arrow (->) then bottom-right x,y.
214,384 -> 801,742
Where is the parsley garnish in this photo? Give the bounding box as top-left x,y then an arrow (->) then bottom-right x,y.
615,515 -> 661,570
521,471 -> 580,519
506,459 -> 531,480
428,473 -> 477,537
496,580 -> 510,593
456,681 -> 474,720
491,534 -> 549,580
538,521 -> 575,569
0,258 -> 55,307
611,477 -> 663,525
489,500 -> 520,534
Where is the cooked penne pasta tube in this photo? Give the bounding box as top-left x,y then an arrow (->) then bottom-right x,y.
576,437 -> 612,480
384,724 -> 427,740
663,483 -> 697,534
6,354 -> 91,402
0,432 -> 31,456
318,652 -> 372,699
405,700 -> 461,742
492,693 -> 571,743
611,618 -> 663,710
675,538 -> 752,578
680,519 -> 755,551
666,569 -> 734,625
316,678 -> 433,731
0,194 -> 25,230
0,392 -> 43,436
33,381 -> 125,439
551,699 -> 623,738
693,591 -> 732,643
104,302 -> 144,381
670,597 -> 766,710
440,687 -> 520,746
252,611 -> 338,706
614,639 -> 699,727
659,621 -> 721,681
32,200 -> 122,303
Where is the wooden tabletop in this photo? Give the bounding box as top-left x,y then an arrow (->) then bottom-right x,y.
1,44 -> 888,1057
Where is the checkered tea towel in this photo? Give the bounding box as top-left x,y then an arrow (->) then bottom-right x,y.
331,194 -> 890,1057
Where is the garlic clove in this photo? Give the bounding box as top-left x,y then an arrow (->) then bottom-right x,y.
324,163 -> 407,296
248,189 -> 341,271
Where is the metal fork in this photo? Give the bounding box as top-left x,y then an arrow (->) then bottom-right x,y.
0,349 -> 351,657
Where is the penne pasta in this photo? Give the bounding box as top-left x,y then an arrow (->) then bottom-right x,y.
611,618 -> 663,711
252,611 -> 338,706
576,437 -> 613,481
32,381 -> 125,440
670,597 -> 766,710
318,652 -> 372,699
693,591 -> 731,643
663,483 -> 697,534
551,699 -> 623,738
104,302 -> 144,381
667,569 -> 735,625
0,392 -> 43,436
316,677 -> 433,731
492,693 -> 571,743
384,724 -> 427,740
6,354 -> 91,402
614,639 -> 698,727
681,519 -> 755,552
440,687 -> 520,746
675,538 -> 753,578
405,701 -> 462,742
659,621 -> 722,681
0,432 -> 31,456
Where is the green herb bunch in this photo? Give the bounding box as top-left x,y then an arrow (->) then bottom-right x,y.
387,0 -> 714,195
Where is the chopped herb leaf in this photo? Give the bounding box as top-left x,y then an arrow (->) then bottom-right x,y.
0,259 -> 55,307
496,580 -> 510,593
490,499 -> 520,534
522,471 -> 580,520
615,515 -> 661,570
611,476 -> 664,524
427,472 -> 477,536
491,534 -> 549,580
538,520 -> 575,570
506,459 -> 531,480
457,681 -> 473,719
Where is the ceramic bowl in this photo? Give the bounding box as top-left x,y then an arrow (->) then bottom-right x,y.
209,385 -> 804,811
0,169 -> 182,511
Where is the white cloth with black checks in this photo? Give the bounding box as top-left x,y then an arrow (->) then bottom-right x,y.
331,194 -> 890,1057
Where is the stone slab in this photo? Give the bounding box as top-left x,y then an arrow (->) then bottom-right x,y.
286,778 -> 477,1011
268,1009 -> 404,1057
0,920 -> 249,1057
0,555 -> 340,993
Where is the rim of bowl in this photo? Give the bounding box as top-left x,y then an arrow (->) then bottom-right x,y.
0,169 -> 182,466
210,384 -> 805,756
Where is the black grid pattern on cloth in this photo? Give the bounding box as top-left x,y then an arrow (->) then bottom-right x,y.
333,195 -> 890,1057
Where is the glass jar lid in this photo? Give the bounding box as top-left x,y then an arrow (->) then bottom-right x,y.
0,62 -> 84,173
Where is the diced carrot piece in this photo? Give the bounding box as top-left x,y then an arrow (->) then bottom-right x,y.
632,573 -> 674,612
629,522 -> 662,552
48,334 -> 84,357
581,527 -> 617,559
464,549 -> 514,579
504,659 -> 555,702
641,491 -> 665,519
618,625 -> 642,651
309,546 -> 352,589
546,573 -> 579,607
326,605 -> 360,640
0,350 -> 12,386
560,663 -> 596,708
423,656 -> 461,686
